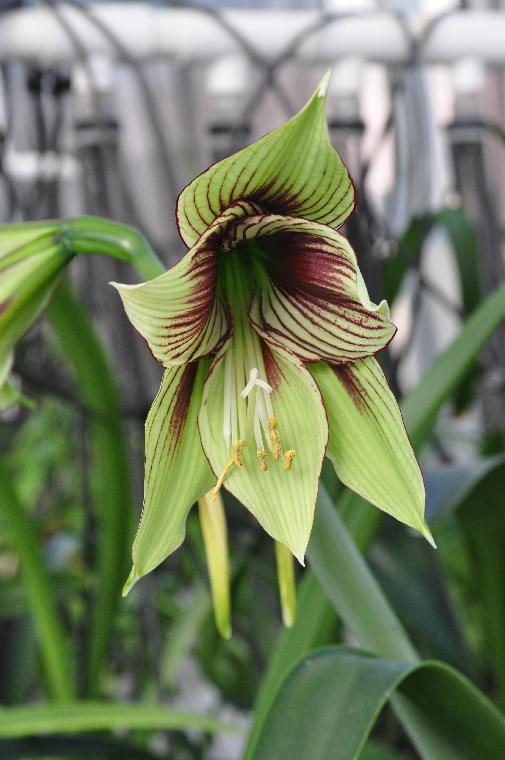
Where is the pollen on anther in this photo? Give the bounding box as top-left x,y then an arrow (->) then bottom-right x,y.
257,448 -> 269,471
268,416 -> 282,461
232,439 -> 245,468
283,450 -> 296,471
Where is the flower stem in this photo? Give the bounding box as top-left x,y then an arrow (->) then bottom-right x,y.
198,491 -> 231,639
59,216 -> 165,280
275,542 -> 297,628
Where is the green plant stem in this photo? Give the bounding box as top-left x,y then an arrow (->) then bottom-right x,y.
61,216 -> 165,280
47,282 -> 133,696
0,456 -> 74,702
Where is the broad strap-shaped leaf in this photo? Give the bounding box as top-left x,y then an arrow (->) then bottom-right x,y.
231,213 -> 395,363
112,203 -> 261,367
310,357 -> 432,542
199,338 -> 328,563
124,359 -> 214,592
177,72 -> 355,248
250,648 -> 505,760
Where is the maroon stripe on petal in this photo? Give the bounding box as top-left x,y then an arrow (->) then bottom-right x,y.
261,342 -> 284,392
0,299 -> 11,315
171,362 -> 198,440
332,364 -> 367,412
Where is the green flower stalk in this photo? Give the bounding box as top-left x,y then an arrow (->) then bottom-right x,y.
114,72 -> 435,629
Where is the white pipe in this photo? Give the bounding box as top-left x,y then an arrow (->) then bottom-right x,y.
0,6 -> 505,66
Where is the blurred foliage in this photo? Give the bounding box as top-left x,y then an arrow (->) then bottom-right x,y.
1,202 -> 505,759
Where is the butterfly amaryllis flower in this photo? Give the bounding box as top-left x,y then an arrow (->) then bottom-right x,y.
114,72 -> 434,634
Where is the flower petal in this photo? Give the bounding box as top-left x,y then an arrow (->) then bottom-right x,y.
125,359 -> 215,590
177,72 -> 354,248
112,204 -> 264,367
310,357 -> 433,543
199,342 -> 328,563
240,214 -> 395,363
0,243 -> 69,376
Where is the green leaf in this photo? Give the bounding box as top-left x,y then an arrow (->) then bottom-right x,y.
177,72 -> 354,248
434,208 -> 480,316
0,702 -> 240,738
126,360 -> 214,589
308,488 -> 417,663
0,350 -> 13,390
311,357 -> 430,542
456,464 -> 505,709
369,530 -> 472,674
47,283 -> 133,697
0,456 -> 74,702
251,648 -> 505,760
402,280 -> 505,448
245,572 -> 336,756
199,342 -> 327,563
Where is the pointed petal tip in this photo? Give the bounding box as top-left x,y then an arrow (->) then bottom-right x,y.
295,552 -> 306,567
109,280 -> 139,293
317,68 -> 332,99
421,523 -> 437,549
122,567 -> 140,597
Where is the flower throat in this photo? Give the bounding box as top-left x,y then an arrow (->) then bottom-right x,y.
211,246 -> 296,501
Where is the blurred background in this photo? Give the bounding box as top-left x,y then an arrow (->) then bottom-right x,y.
1,0 -> 505,758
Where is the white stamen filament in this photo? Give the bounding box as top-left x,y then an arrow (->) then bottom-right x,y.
241,368 -> 259,398
241,367 -> 273,450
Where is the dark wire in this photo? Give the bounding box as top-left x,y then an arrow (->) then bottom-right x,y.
53,0 -> 181,203
40,0 -> 167,250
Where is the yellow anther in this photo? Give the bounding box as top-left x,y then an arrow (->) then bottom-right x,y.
232,439 -> 245,468
268,415 -> 282,461
257,447 -> 269,471
212,440 -> 245,501
283,450 -> 296,471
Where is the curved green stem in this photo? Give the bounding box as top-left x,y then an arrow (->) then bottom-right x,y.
60,215 -> 165,280
0,456 -> 74,702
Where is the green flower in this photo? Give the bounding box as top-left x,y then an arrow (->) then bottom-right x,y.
0,221 -> 70,396
114,73 -> 434,619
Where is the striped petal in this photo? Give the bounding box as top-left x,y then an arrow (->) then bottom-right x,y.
124,360 -> 214,593
177,71 -> 354,248
310,357 -> 434,544
237,214 -> 395,363
112,204 -> 260,367
199,341 -> 327,563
